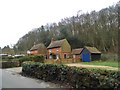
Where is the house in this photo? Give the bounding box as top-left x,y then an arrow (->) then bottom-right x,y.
47,38 -> 71,59
29,43 -> 47,57
72,48 -> 83,62
81,46 -> 101,62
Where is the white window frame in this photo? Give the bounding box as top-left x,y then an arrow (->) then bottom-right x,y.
49,49 -> 52,53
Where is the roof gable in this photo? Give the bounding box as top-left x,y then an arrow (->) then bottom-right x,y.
84,46 -> 101,54
30,43 -> 46,51
72,48 -> 83,55
47,39 -> 66,49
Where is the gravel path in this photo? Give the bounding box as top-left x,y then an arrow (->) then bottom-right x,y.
65,63 -> 119,71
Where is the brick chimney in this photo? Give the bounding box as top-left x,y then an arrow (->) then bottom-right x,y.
51,38 -> 55,43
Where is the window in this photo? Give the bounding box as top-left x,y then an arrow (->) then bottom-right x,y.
49,55 -> 52,59
73,55 -> 75,58
49,49 -> 52,53
56,48 -> 58,52
56,54 -> 59,59
64,54 -> 67,59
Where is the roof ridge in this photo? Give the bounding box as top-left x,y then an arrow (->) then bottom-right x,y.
73,48 -> 83,50
53,38 -> 66,42
84,46 -> 101,53
30,43 -> 46,51
47,38 -> 66,49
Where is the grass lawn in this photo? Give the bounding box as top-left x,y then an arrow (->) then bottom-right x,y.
80,61 -> 119,68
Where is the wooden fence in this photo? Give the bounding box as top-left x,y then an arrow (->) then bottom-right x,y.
44,58 -> 81,64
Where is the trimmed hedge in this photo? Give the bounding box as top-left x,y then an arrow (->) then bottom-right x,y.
22,62 -> 120,88
18,55 -> 44,65
32,55 -> 44,62
1,61 -> 20,68
0,55 -> 44,68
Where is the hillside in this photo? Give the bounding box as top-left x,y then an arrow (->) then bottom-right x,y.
14,4 -> 118,53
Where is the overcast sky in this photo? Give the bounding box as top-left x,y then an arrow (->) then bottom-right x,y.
0,0 -> 119,48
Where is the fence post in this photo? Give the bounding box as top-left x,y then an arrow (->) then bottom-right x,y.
60,59 -> 61,64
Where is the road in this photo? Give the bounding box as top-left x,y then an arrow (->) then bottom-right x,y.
1,68 -> 62,89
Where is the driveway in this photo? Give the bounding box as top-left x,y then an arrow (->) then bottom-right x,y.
65,63 -> 119,71
1,67 -> 64,88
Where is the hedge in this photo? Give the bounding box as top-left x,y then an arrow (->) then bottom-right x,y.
22,62 -> 120,88
0,55 -> 44,68
1,61 -> 20,68
18,55 -> 44,66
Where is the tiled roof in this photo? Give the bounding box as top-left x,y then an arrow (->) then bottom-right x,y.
47,39 -> 66,49
72,48 -> 83,55
85,46 -> 101,53
30,43 -> 47,51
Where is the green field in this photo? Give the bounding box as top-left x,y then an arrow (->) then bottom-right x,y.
81,61 -> 119,68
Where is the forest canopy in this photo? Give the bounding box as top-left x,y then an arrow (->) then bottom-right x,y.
13,4 -> 118,54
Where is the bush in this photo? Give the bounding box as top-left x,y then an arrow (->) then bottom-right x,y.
18,55 -> 44,66
18,56 -> 33,65
32,55 -> 44,62
1,61 -> 20,68
22,62 -> 120,88
101,53 -> 118,61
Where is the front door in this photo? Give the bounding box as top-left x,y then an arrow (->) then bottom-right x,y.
56,54 -> 59,59
82,53 -> 90,62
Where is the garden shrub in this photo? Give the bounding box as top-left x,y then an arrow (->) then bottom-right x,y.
32,55 -> 44,62
18,55 -> 44,66
1,55 -> 45,68
1,61 -> 20,68
22,62 -> 120,88
18,56 -> 33,65
101,53 -> 118,61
